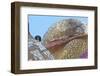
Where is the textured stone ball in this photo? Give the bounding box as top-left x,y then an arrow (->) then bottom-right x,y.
43,19 -> 85,45
42,19 -> 88,59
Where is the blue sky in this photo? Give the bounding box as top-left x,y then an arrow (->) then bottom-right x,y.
28,15 -> 88,39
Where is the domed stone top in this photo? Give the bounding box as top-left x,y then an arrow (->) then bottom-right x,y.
42,19 -> 88,59
43,19 -> 87,46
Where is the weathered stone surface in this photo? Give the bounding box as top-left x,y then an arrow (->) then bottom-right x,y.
42,19 -> 88,59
